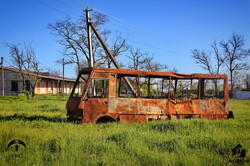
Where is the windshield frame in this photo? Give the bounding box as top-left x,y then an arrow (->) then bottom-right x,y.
70,71 -> 91,98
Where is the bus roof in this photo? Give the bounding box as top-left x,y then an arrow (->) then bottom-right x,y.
79,67 -> 227,79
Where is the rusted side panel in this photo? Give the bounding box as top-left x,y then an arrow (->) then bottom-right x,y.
66,97 -> 83,120
92,72 -> 110,78
196,100 -> 227,119
169,100 -> 227,120
83,98 -> 109,123
108,73 -> 116,97
138,99 -> 166,114
112,98 -> 169,122
192,100 -> 226,115
224,76 -> 229,103
108,98 -> 116,113
115,98 -> 139,114
169,101 -> 193,115
66,97 -> 81,110
114,98 -> 168,115
119,114 -> 147,123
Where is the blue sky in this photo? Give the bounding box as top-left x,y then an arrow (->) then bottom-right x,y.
1,0 -> 249,78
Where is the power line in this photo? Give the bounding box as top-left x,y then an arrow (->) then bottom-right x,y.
49,0 -> 190,56
105,14 -> 191,50
72,0 -> 150,32
106,23 -> 189,55
55,0 -> 77,11
128,39 -> 188,55
62,0 -> 82,10
37,0 -> 69,16
70,0 -> 192,54
4,59 -> 13,67
74,0 -> 89,8
106,23 -> 188,55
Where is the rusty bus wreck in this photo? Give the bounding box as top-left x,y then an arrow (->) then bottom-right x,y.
66,67 -> 233,124
67,10 -> 233,124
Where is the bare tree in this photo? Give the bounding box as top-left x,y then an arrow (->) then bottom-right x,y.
96,32 -> 130,68
127,47 -> 169,72
220,33 -> 250,94
191,41 -> 224,75
245,73 -> 250,91
192,49 -> 213,74
127,47 -> 148,71
7,43 -> 40,99
48,12 -> 129,72
48,12 -> 109,71
168,67 -> 179,73
143,55 -> 168,96
144,55 -> 168,72
191,41 -> 225,96
232,70 -> 250,91
210,41 -> 225,74
127,47 -> 169,95
45,67 -> 61,76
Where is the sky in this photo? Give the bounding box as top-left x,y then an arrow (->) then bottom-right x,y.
0,0 -> 249,78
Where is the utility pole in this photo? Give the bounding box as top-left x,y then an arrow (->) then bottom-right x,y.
84,10 -> 136,96
89,22 -> 137,95
62,58 -> 65,96
1,57 -> 4,96
85,8 -> 94,67
86,9 -> 96,96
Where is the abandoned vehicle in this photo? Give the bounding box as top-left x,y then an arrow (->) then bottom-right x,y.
66,67 -> 233,124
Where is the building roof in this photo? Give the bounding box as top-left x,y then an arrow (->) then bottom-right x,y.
0,66 -> 76,82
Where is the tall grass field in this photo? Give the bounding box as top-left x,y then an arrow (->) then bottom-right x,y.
0,95 -> 249,165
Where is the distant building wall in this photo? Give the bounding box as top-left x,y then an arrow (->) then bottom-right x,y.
0,67 -> 77,95
0,69 -> 23,95
233,91 -> 250,100
36,79 -> 60,94
36,79 -> 75,94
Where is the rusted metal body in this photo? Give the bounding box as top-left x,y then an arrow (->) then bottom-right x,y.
66,67 -> 229,124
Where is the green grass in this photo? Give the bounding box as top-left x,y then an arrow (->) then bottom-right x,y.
0,94 -> 67,122
0,95 -> 249,165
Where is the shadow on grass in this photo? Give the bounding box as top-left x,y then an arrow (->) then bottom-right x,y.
0,114 -> 66,123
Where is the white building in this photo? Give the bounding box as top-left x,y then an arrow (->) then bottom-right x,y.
0,66 -> 78,95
